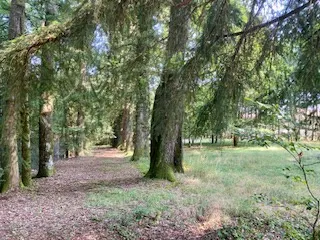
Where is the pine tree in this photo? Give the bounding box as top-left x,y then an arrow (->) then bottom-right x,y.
147,0 -> 191,181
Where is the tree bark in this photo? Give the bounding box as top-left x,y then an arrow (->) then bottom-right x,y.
233,135 -> 239,147
1,0 -> 25,192
21,79 -> 31,187
120,104 -> 132,151
63,105 -> 69,158
37,2 -> 57,177
75,62 -> 86,157
37,1 -> 56,177
75,109 -> 85,157
38,91 -> 55,177
132,92 -> 149,160
1,97 -> 19,192
174,126 -> 184,173
131,2 -> 153,161
146,0 -> 191,181
111,113 -> 122,148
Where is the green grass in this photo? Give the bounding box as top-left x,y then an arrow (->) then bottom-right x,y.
86,141 -> 320,239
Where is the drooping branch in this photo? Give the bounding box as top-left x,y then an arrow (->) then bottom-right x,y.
223,0 -> 318,39
0,1 -> 93,63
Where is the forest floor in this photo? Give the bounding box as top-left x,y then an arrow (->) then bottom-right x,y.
0,147 -> 205,240
1,144 -> 320,239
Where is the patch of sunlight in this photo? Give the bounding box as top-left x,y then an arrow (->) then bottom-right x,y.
183,177 -> 202,186
198,205 -> 232,232
125,151 -> 134,157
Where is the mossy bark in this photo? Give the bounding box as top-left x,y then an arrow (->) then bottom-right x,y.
1,97 -> 19,193
145,159 -> 176,182
147,0 -> 191,181
1,0 -> 26,192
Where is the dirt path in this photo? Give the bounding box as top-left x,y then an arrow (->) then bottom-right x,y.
0,148 -> 141,240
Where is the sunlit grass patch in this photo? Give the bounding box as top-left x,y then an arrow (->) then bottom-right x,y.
87,142 -> 320,238
181,143 -> 320,238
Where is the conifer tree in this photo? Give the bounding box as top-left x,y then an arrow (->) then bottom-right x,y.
147,0 -> 191,181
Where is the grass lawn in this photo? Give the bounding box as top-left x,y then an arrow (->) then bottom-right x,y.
87,141 -> 320,239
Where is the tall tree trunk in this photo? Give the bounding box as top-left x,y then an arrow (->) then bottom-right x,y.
75,62 -> 86,157
37,2 -> 57,177
146,0 -> 191,181
1,0 -> 25,192
131,2 -> 153,161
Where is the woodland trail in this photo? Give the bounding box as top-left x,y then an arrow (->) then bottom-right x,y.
0,148 -> 140,240
0,148 -> 204,240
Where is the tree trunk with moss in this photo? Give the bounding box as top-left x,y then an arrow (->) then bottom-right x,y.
0,0 -> 25,192
1,96 -> 19,192
146,0 -> 191,181
37,2 -> 57,177
21,78 -> 31,186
